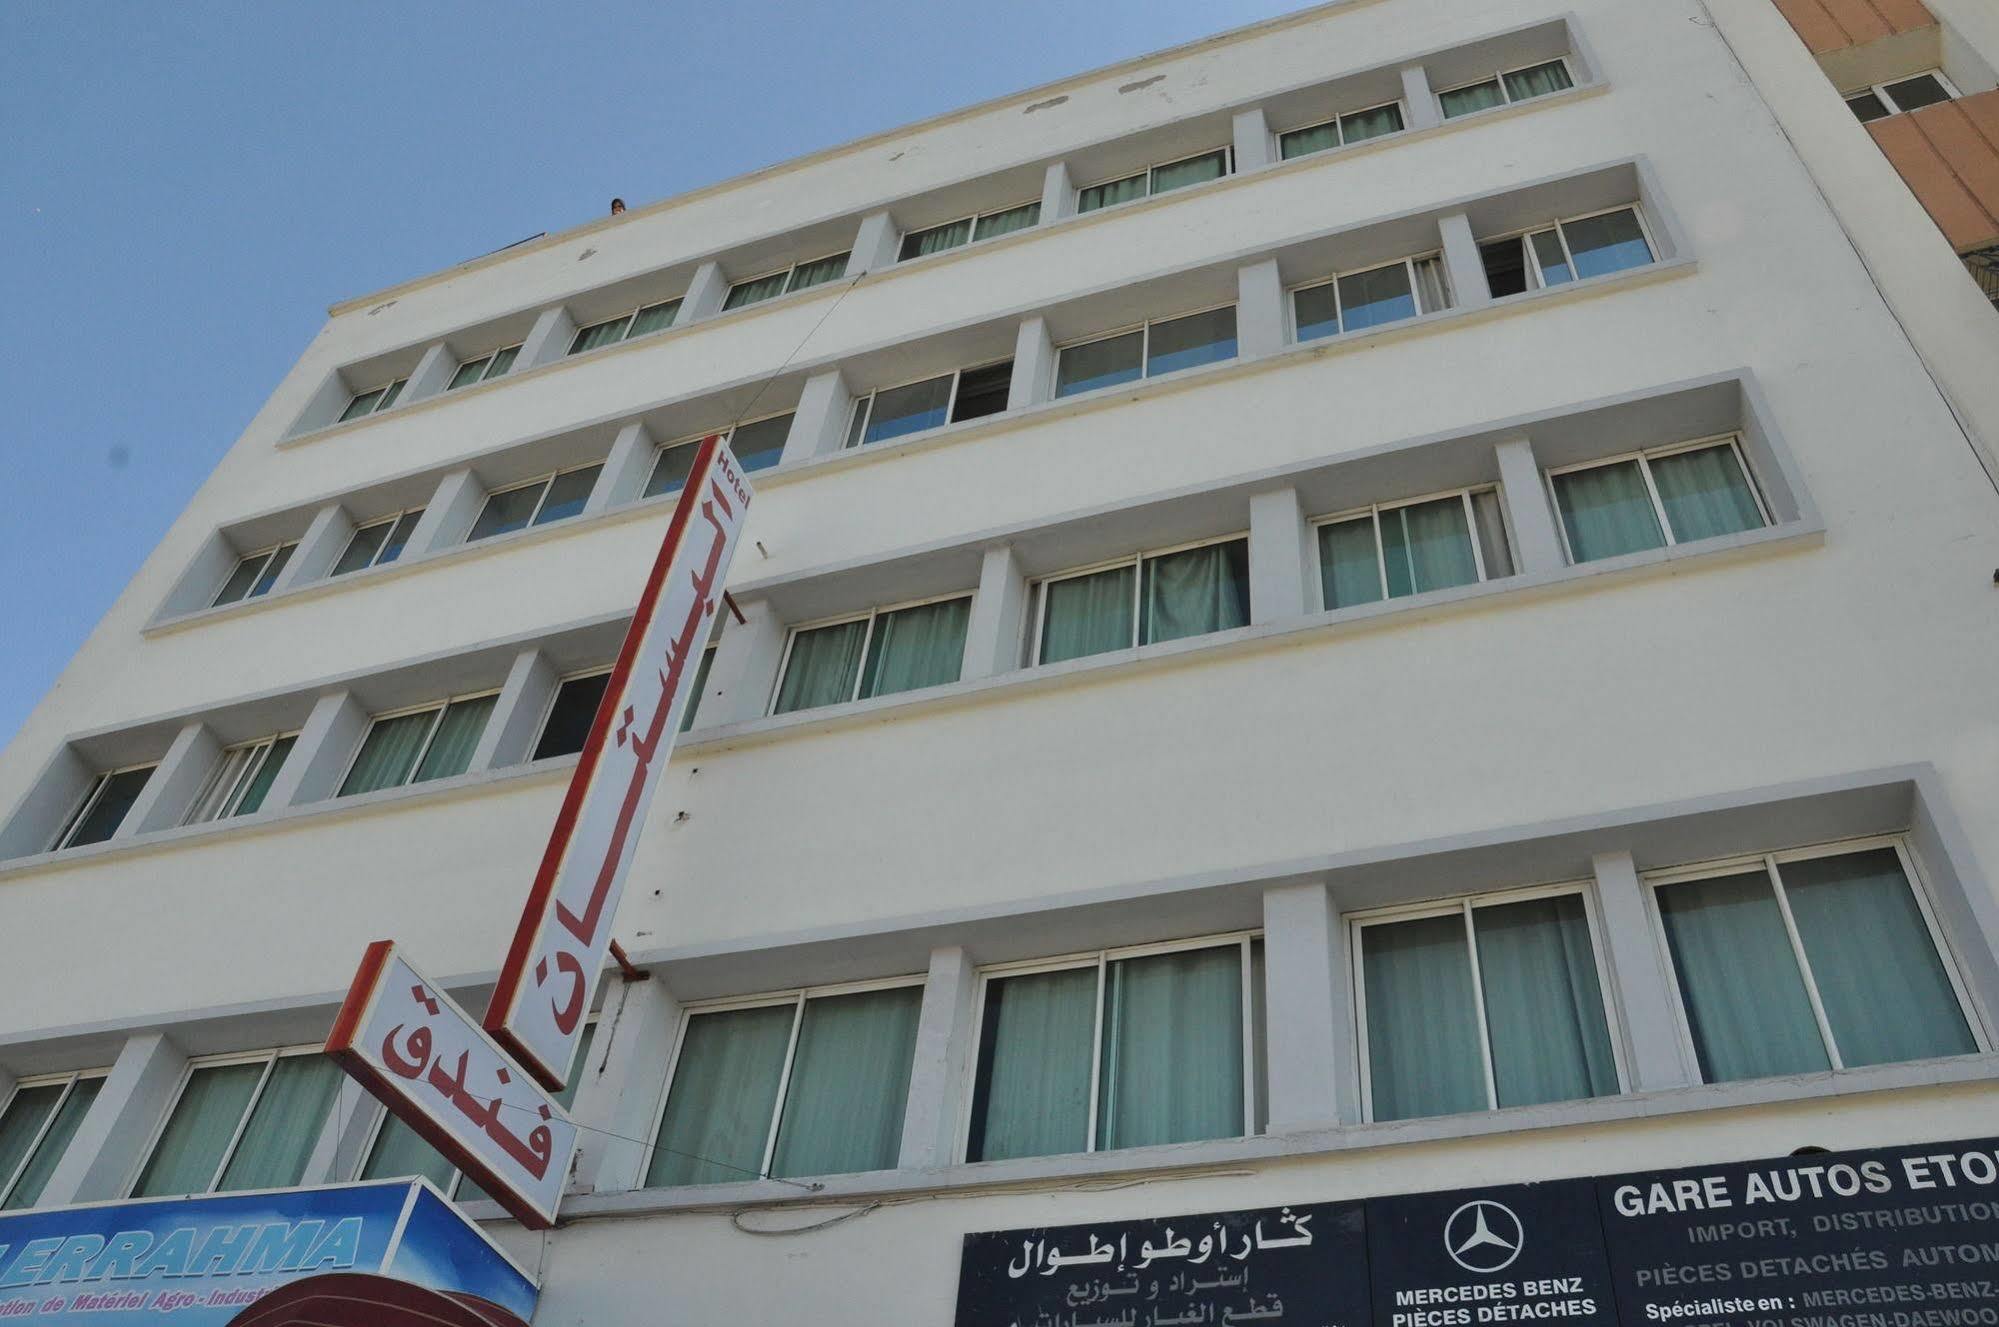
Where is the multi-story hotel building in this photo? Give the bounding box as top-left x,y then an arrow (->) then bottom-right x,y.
4,1 -> 1999,1322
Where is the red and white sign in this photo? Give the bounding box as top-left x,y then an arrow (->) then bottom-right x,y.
326,941 -> 579,1230
486,435 -> 751,1089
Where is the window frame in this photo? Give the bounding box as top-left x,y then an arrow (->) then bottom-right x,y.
0,1070 -> 110,1207
1477,204 -> 1660,295
1643,835 -> 1986,1080
125,1045 -> 328,1198
567,299 -> 684,356
339,689 -> 503,795
181,733 -> 298,826
646,410 -> 797,496
1542,432 -> 1770,565
1287,250 -> 1451,342
1075,146 -> 1234,214
843,358 -> 1014,448
1844,69 -> 1960,118
642,975 -> 927,1187
212,541 -> 298,607
339,378 -> 408,422
723,251 -> 853,310
468,463 -> 602,541
1029,530 -> 1251,665
1052,300 -> 1239,398
50,762 -> 156,852
1275,98 -> 1408,158
1435,56 -> 1577,117
447,343 -> 522,390
769,589 -> 977,714
897,200 -> 1043,261
1349,881 -> 1626,1123
957,931 -> 1262,1163
1307,484 -> 1509,609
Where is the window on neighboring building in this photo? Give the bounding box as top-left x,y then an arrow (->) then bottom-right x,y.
338,694 -> 499,797
1077,148 -> 1231,214
1356,889 -> 1619,1123
1437,57 -> 1575,119
645,413 -> 793,499
898,202 -> 1043,261
1547,435 -> 1767,565
645,981 -> 923,1187
966,935 -> 1263,1162
1055,306 -> 1238,398
722,253 -> 851,311
568,300 -> 683,355
1845,70 -> 1957,122
1477,206 -> 1656,298
330,509 -> 425,577
1315,487 -> 1513,611
1293,254 -> 1452,341
1278,100 -> 1406,159
1653,843 -> 1980,1084
51,765 -> 156,851
0,1072 -> 107,1210
182,735 -> 296,825
1033,536 -> 1250,666
466,465 -> 603,543
773,595 -> 974,715
212,542 -> 298,607
337,378 -> 408,423
131,1050 -> 343,1197
844,360 -> 1014,447
446,344 -> 522,390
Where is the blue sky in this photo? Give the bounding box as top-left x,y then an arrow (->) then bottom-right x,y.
0,0 -> 1302,750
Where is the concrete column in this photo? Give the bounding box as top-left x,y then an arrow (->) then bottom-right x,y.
405,467 -> 487,556
472,649 -> 559,772
1236,258 -> 1287,359
0,744 -> 95,859
263,691 -> 369,809
846,211 -> 901,276
161,533 -> 243,618
1493,438 -> 1566,573
781,368 -> 855,465
1262,882 -> 1355,1129
1401,64 -> 1442,130
575,977 -> 684,1194
517,305 -> 579,370
676,261 -> 729,325
691,597 -> 786,728
1248,486 -> 1315,622
271,501 -> 356,594
37,1032 -> 188,1205
124,721 -> 221,835
590,422 -> 657,514
1591,851 -> 1698,1092
1438,212 -> 1490,311
288,370 -> 356,438
898,947 -> 980,1170
1006,317 -> 1058,411
1040,161 -> 1076,223
961,546 -> 1030,680
1232,107 -> 1276,171
399,341 -> 458,405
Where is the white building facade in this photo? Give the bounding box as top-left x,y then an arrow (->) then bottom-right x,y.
5,1 -> 1999,1322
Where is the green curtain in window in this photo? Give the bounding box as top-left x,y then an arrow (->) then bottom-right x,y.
1657,872 -> 1831,1083
413,695 -> 495,784
1141,541 -> 1249,645
1782,850 -> 1975,1068
1440,80 -> 1505,118
1364,915 -> 1488,1120
2,1078 -> 102,1210
134,1062 -> 267,1197
775,619 -> 870,714
1078,175 -> 1147,213
217,1055 -> 342,1192
1648,446 -> 1763,544
455,1023 -> 592,1205
968,968 -> 1097,1163
973,203 -> 1040,241
1474,896 -> 1618,1108
1281,122 -> 1340,160
1553,460 -> 1665,563
0,1086 -> 62,1201
1503,60 -> 1574,101
1152,151 -> 1226,194
627,301 -> 681,338
447,358 -> 490,391
906,221 -> 972,259
1097,947 -> 1243,1150
788,255 -> 849,292
1381,497 -> 1479,597
570,317 -> 631,354
769,987 -> 921,1179
859,598 -> 970,699
340,711 -> 435,796
1040,566 -> 1136,664
724,273 -> 790,310
1342,103 -> 1404,142
233,736 -> 293,817
1319,519 -> 1383,610
648,1004 -> 794,1187
360,1113 -> 458,1189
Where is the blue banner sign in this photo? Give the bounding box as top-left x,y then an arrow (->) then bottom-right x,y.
0,1179 -> 535,1324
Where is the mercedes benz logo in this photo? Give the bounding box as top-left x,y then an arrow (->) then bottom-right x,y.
1444,1199 -> 1523,1273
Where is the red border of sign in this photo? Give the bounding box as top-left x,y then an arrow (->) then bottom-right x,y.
482,434 -> 725,1090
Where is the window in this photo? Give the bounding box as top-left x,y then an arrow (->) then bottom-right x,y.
1076,148 -> 1231,213
330,509 -> 424,576
1293,254 -> 1451,341
212,542 -> 297,607
1845,71 -> 1957,122
1054,306 -> 1237,398
966,935 -> 1262,1162
182,735 -> 296,825
1034,536 -> 1249,666
1477,206 -> 1656,298
338,693 -> 498,797
1356,889 -> 1619,1123
1315,488 -> 1513,611
446,344 -> 521,390
1437,58 -> 1574,118
1278,100 -> 1406,159
898,202 -> 1042,260
131,1050 -> 341,1198
645,413 -> 793,499
466,465 -> 603,542
1547,435 -> 1767,564
844,360 -> 1013,447
0,1072 -> 107,1210
337,378 -> 407,423
51,765 -> 155,851
646,981 -> 923,1187
773,594 -> 973,715
1652,842 -> 1980,1084
722,252 -> 851,311
568,299 -> 683,355
533,671 -> 610,761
